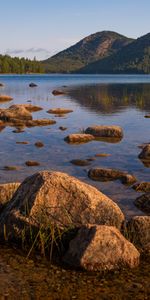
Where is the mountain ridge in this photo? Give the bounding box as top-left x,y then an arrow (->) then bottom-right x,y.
43,31 -> 134,73
78,32 -> 150,74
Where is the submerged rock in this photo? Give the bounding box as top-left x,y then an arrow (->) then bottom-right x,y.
0,95 -> 13,102
63,225 -> 140,271
29,83 -> 37,87
70,159 -> 91,166
138,144 -> 150,160
16,141 -> 29,145
88,168 -> 137,185
0,171 -> 124,241
134,193 -> 150,214
85,125 -> 123,139
4,166 -> 21,171
59,126 -> 67,131
126,216 -> 150,251
47,108 -> 73,114
133,182 -> 150,193
0,83 -> 4,87
65,134 -> 94,143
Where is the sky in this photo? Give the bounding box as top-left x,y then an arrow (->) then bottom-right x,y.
0,0 -> 149,60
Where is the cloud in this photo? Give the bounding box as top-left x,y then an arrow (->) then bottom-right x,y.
3,48 -> 52,60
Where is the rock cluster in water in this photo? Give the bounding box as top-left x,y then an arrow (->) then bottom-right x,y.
0,104 -> 56,129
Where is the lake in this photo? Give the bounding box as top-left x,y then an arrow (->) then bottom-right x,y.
0,74 -> 150,218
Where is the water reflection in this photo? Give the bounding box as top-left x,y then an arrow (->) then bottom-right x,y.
68,83 -> 150,114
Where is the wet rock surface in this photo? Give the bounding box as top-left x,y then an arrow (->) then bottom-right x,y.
132,182 -> 150,193
134,193 -> 150,214
0,171 -> 124,241
88,168 -> 137,185
63,225 -> 140,271
125,216 -> 150,251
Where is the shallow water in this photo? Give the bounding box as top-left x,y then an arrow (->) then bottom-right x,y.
0,74 -> 150,218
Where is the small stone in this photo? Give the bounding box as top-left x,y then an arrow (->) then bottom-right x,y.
95,153 -> 111,157
25,161 -> 40,166
34,141 -> 44,148
47,108 -> 73,114
59,126 -> 67,131
29,83 -> 37,87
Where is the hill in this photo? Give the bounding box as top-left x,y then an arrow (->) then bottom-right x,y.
43,31 -> 133,73
78,32 -> 150,74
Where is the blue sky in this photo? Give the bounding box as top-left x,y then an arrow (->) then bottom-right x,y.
0,0 -> 149,60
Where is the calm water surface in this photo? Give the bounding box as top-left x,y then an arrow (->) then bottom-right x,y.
0,74 -> 150,218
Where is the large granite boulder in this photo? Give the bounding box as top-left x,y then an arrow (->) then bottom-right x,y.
0,171 -> 124,241
126,216 -> 150,252
0,182 -> 20,211
88,168 -> 137,185
63,225 -> 140,271
85,125 -> 123,139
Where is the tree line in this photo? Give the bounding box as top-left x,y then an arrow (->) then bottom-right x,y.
0,55 -> 44,74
